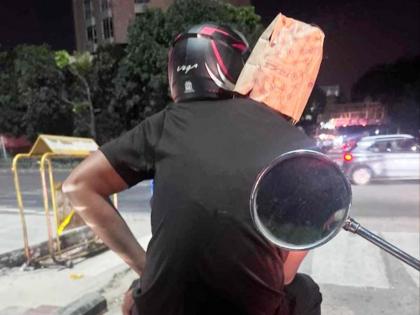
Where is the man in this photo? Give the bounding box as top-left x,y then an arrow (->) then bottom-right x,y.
63,23 -> 322,315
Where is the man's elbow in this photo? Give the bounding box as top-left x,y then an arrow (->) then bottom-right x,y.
62,174 -> 98,218
62,174 -> 84,204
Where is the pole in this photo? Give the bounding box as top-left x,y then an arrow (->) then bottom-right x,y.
344,217 -> 420,271
0,136 -> 8,160
12,154 -> 32,263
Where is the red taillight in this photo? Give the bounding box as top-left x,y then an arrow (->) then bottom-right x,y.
344,153 -> 353,161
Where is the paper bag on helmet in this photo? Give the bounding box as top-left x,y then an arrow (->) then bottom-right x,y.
234,13 -> 325,123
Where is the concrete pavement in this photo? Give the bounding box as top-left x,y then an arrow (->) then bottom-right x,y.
0,169 -> 153,313
0,212 -> 151,314
0,219 -> 418,314
301,230 -> 419,315
101,216 -> 420,315
100,227 -> 420,315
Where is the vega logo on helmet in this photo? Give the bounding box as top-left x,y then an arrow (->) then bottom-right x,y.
177,64 -> 199,74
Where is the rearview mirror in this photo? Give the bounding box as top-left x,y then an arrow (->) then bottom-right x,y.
250,150 -> 352,250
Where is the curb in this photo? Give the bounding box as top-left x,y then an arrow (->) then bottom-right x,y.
0,226 -> 99,269
55,265 -> 133,315
55,292 -> 107,315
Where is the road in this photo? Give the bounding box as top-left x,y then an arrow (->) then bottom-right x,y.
1,171 -> 419,216
0,170 -> 419,314
0,170 -> 418,252
0,170 -> 152,253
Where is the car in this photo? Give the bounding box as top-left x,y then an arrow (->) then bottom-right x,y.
341,134 -> 420,185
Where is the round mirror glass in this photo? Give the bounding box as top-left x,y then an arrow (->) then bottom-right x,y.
251,150 -> 352,250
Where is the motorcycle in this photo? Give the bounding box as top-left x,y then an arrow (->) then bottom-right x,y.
250,149 -> 420,271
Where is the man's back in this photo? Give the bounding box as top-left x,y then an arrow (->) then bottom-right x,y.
100,97 -> 315,315
65,21 -> 323,315
152,97 -> 315,225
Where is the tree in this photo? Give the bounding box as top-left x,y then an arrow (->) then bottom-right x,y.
1,1 -> 264,141
56,50 -> 97,138
112,9 -> 169,132
55,46 -> 126,143
0,50 -> 22,136
221,2 -> 265,48
90,45 -> 126,144
1,45 -> 126,143
164,0 -> 263,48
112,0 -> 263,132
166,1 -> 247,37
352,56 -> 420,134
1,45 -> 73,141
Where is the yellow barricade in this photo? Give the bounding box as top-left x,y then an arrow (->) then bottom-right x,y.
12,135 -> 117,266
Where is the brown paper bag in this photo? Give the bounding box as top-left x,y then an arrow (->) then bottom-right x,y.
234,13 -> 325,123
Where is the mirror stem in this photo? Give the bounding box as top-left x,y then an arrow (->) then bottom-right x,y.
343,217 -> 420,271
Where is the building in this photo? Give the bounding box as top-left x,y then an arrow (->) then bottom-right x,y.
72,0 -> 251,52
317,101 -> 387,129
320,84 -> 341,105
320,85 -> 340,98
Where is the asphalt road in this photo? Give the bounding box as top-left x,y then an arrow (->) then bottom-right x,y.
0,170 -> 420,253
0,170 -> 152,215
0,169 -> 418,253
351,180 -> 419,218
1,170 -> 418,217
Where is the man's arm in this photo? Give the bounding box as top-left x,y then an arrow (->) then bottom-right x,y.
283,250 -> 308,285
62,150 -> 146,276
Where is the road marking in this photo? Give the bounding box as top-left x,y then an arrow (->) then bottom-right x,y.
382,232 -> 420,287
110,232 -> 418,291
322,304 -> 355,315
310,232 -> 390,288
0,207 -> 44,215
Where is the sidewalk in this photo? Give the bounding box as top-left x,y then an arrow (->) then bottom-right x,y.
0,212 -> 151,315
0,170 -> 153,314
0,221 -> 419,314
100,229 -> 419,315
0,249 -> 133,310
100,226 -> 420,315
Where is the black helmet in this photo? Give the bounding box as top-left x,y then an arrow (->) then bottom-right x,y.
168,23 -> 250,103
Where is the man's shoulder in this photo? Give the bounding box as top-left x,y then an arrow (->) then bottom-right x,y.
168,97 -> 258,108
142,107 -> 168,125
221,97 -> 268,109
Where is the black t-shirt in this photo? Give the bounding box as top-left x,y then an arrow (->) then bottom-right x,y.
100,97 -> 316,315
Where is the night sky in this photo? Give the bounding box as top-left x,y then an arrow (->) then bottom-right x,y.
0,0 -> 419,98
0,0 -> 75,51
252,0 -> 420,98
